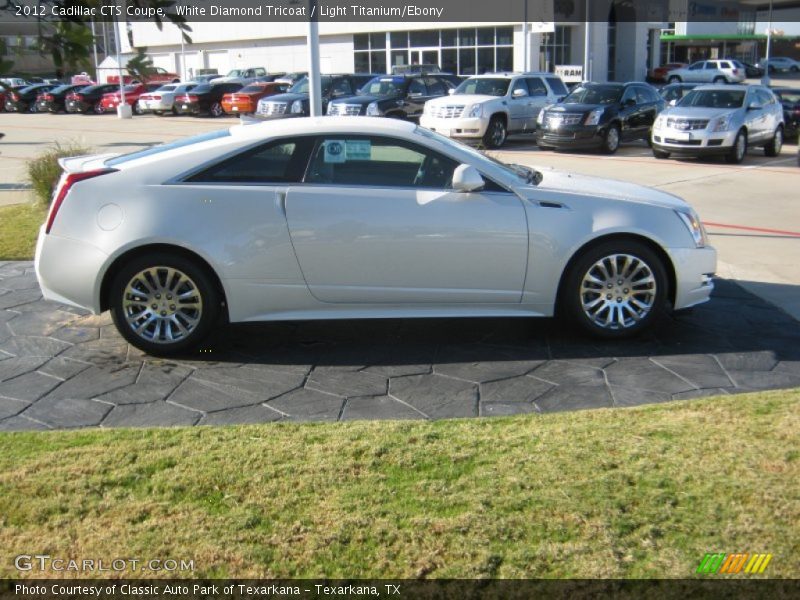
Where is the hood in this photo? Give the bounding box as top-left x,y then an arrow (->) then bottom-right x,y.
660,106 -> 739,119
427,93 -> 500,106
333,94 -> 394,106
547,102 -> 610,114
260,92 -> 307,104
533,169 -> 688,211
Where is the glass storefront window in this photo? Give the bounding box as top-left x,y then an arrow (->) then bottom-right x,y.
391,50 -> 407,68
441,29 -> 457,47
370,33 -> 385,49
496,27 -> 513,45
390,31 -> 408,48
370,50 -> 387,74
441,49 -> 457,73
496,47 -> 513,72
354,53 -> 370,73
459,28 -> 476,46
354,34 -> 369,51
459,48 -> 476,75
410,30 -> 439,47
477,47 -> 494,74
477,27 -> 494,46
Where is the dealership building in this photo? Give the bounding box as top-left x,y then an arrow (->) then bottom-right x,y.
106,1 -> 794,83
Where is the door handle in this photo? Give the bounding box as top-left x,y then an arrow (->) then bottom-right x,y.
276,191 -> 286,217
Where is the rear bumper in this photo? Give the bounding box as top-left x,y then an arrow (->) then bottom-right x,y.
35,227 -> 107,314
138,99 -> 173,112
668,246 -> 717,310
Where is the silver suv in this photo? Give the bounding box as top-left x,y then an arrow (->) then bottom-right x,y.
666,60 -> 746,84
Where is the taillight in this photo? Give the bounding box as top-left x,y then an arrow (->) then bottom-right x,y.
45,169 -> 116,234
152,95 -> 161,100
44,94 -> 54,101
11,93 -> 18,101
186,94 -> 198,102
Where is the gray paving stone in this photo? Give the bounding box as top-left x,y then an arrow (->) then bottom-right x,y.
361,363 -> 432,377
0,357 -> 49,382
611,386 -> 674,407
531,360 -> 606,386
672,388 -> 731,401
0,371 -> 62,402
51,326 -> 101,344
0,396 -> 30,419
267,388 -> 344,421
605,358 -> 695,395
651,355 -> 734,390
724,369 -> 800,391
0,415 -> 50,431
434,344 -> 545,383
0,275 -> 39,291
7,310 -> 78,337
201,404 -> 283,426
715,350 -> 779,372
23,397 -> 111,428
191,364 -> 307,401
103,402 -> 200,428
390,374 -> 478,419
58,338 -> 130,365
37,357 -> 92,380
169,378 -> 260,412
535,385 -> 614,413
341,396 -> 423,421
481,402 -> 540,417
0,288 -> 41,310
480,375 -> 554,404
44,364 -> 140,400
0,335 -> 72,358
306,367 -> 388,398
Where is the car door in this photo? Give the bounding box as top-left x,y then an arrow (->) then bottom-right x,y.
283,134 -> 529,304
635,86 -> 659,139
403,77 -> 429,119
525,77 -> 550,129
618,86 -> 643,141
507,78 -> 530,132
685,61 -> 705,82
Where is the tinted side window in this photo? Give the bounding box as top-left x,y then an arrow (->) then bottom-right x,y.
689,62 -> 703,71
511,79 -> 528,96
408,78 -> 426,96
704,62 -> 718,70
720,61 -> 732,69
331,78 -> 353,96
424,77 -> 447,96
526,77 -> 548,97
305,136 -> 458,189
621,86 -> 637,104
546,77 -> 568,95
186,137 -> 314,184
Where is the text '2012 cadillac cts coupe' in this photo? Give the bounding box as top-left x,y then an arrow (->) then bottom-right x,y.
35,117 -> 716,355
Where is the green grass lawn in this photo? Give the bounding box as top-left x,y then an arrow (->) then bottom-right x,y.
0,203 -> 46,260
1,389 -> 797,579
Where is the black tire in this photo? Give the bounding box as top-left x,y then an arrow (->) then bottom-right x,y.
791,66 -> 799,73
93,101 -> 105,115
653,149 -> 670,159
725,129 -> 747,164
153,110 -> 163,116
109,253 -> 221,356
713,76 -> 726,84
668,75 -> 681,84
602,124 -> 621,154
133,103 -> 143,116
764,126 -> 783,157
482,115 -> 507,148
209,102 -> 223,117
561,239 -> 668,339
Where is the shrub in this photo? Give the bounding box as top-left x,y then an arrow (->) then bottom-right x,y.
26,142 -> 92,206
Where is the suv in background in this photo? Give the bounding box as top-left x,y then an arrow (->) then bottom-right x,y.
326,74 -> 456,121
757,57 -> 800,74
536,81 -> 665,154
211,67 -> 267,85
257,74 -> 374,118
420,72 -> 568,148
666,60 -> 745,84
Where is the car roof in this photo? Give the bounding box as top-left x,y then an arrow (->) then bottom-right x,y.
467,72 -> 554,79
694,84 -> 750,91
231,116 -> 417,140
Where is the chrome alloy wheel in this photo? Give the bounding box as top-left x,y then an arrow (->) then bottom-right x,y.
490,120 -> 506,146
579,254 -> 656,330
605,127 -> 620,152
735,133 -> 746,161
122,266 -> 203,344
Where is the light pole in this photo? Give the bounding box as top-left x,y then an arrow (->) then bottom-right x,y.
115,19 -> 132,118
762,0 -> 773,86
307,0 -> 322,116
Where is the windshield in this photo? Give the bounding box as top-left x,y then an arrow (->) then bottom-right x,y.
122,85 -> 139,93
226,70 -> 242,77
454,78 -> 510,97
289,76 -> 332,95
191,84 -> 211,93
564,85 -> 623,105
51,84 -> 75,94
678,89 -> 745,108
155,84 -> 177,93
359,76 -> 405,96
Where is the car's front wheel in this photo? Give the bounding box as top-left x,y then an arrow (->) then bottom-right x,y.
713,76 -> 726,83
133,102 -> 143,115
602,124 -> 621,154
725,129 -> 747,164
109,254 -> 221,355
482,115 -> 507,148
653,148 -> 670,159
562,240 -> 668,338
668,76 -> 681,84
764,126 -> 783,157
93,101 -> 105,115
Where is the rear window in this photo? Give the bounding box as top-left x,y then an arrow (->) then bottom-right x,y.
191,84 -> 212,93
105,129 -> 231,167
720,61 -> 732,69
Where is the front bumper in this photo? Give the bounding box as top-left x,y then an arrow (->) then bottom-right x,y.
419,115 -> 490,138
35,227 -> 108,314
535,124 -> 606,149
652,127 -> 737,155
668,246 -> 717,310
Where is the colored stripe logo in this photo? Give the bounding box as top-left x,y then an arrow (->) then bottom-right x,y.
697,553 -> 772,574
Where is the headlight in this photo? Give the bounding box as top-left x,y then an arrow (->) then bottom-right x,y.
584,107 -> 605,126
675,209 -> 708,248
290,99 -> 305,114
423,102 -> 432,115
654,115 -> 666,129
466,103 -> 482,118
366,101 -> 380,116
537,105 -> 551,124
709,114 -> 733,132
326,103 -> 334,115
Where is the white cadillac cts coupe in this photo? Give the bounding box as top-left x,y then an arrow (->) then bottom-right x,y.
35,117 -> 716,355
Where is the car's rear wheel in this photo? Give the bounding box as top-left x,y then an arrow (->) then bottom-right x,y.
482,116 -> 507,148
562,240 -> 668,338
668,76 -> 681,84
764,126 -> 783,157
602,124 -> 621,154
713,76 -> 726,83
93,101 -> 104,115
725,129 -> 747,164
209,102 -> 223,117
653,149 -> 670,159
133,102 -> 143,115
109,254 -> 221,355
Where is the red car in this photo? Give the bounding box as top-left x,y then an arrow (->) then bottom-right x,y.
99,83 -> 162,114
649,63 -> 687,82
107,67 -> 180,86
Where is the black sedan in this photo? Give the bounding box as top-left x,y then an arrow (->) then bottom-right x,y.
772,87 -> 800,139
326,74 -> 455,120
36,84 -> 89,113
255,74 -> 374,118
5,83 -> 58,112
535,82 -> 665,154
65,84 -> 118,114
174,82 -> 243,117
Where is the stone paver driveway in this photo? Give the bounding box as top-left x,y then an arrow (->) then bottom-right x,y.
1,261 -> 799,431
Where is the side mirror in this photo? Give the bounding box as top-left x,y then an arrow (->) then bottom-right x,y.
747,101 -> 763,111
452,164 -> 485,193
624,97 -> 636,107
669,99 -> 677,106
448,88 -> 456,95
512,88 -> 528,98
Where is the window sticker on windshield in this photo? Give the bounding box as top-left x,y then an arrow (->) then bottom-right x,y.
323,140 -> 346,163
346,140 -> 371,161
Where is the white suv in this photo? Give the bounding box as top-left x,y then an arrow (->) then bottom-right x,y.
666,60 -> 746,84
420,72 -> 568,148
